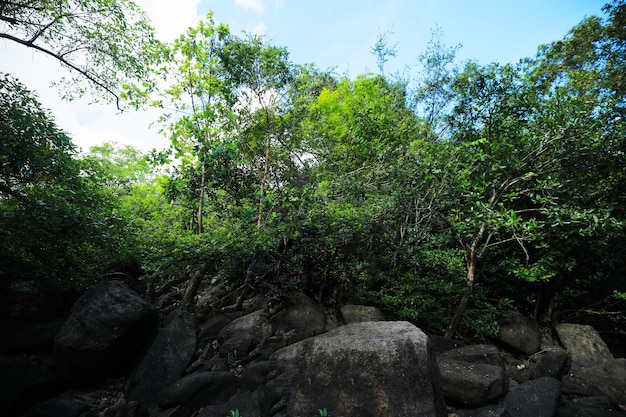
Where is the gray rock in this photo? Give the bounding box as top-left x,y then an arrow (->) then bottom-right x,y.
523,347 -> 571,381
437,358 -> 507,406
438,344 -> 503,366
456,404 -> 512,417
558,397 -> 626,417
21,392 -> 92,417
157,406 -> 190,417
340,304 -> 384,323
271,293 -> 327,345
570,358 -> 626,405
125,309 -> 197,405
504,377 -> 561,417
54,281 -> 158,385
158,371 -> 238,411
268,321 -> 446,417
218,310 -> 273,356
497,312 -> 541,355
556,323 -> 614,367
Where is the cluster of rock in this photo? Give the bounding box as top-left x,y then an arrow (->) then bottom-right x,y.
1,281 -> 625,417
436,312 -> 626,416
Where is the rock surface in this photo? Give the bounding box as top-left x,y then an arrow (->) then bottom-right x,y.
125,309 -> 197,406
437,345 -> 507,406
269,321 -> 447,417
53,281 -> 159,386
556,323 -> 614,367
503,377 -> 561,417
497,312 -> 541,355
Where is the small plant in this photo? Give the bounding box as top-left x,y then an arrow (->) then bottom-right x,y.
227,349 -> 241,370
229,409 -> 240,417
318,407 -> 329,416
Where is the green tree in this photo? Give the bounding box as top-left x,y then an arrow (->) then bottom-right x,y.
0,75 -> 133,291
221,33 -> 294,227
0,0 -> 162,109
157,13 -> 234,234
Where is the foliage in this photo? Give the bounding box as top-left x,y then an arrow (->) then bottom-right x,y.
0,0 -> 163,110
3,3 -> 624,346
0,76 -> 135,292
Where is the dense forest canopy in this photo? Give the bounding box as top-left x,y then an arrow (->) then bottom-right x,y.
1,0 -> 624,342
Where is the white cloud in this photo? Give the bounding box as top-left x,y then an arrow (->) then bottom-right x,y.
0,1 -> 204,153
136,0 -> 202,42
249,22 -> 267,36
235,0 -> 265,13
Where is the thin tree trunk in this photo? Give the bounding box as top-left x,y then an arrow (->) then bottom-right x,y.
257,110 -> 273,227
182,270 -> 203,309
198,162 -> 206,234
444,221 -> 487,339
444,258 -> 476,339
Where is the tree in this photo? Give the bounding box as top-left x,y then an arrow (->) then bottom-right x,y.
412,27 -> 460,142
157,13 -> 234,234
370,28 -> 397,76
0,0 -> 162,109
221,33 -> 294,227
0,75 -> 134,291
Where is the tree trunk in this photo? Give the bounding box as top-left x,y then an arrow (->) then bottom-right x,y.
444,258 -> 476,339
181,270 -> 203,309
444,221 -> 486,339
257,110 -> 273,228
198,162 -> 206,234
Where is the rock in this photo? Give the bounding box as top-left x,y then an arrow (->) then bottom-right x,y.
125,309 -> 197,406
158,371 -> 239,411
218,310 -> 273,356
54,282 -> 158,385
556,323 -> 614,367
0,354 -> 62,415
196,388 -> 269,417
268,321 -> 446,417
340,304 -> 384,323
437,358 -> 507,406
437,345 -> 507,406
21,390 -> 92,417
429,334 -> 465,356
197,315 -> 233,346
158,406 -> 190,417
497,312 -> 541,355
570,358 -> 626,405
523,347 -> 571,381
271,293 -> 327,345
438,344 -> 503,366
557,396 -> 626,417
455,404 -> 512,417
503,377 -> 561,417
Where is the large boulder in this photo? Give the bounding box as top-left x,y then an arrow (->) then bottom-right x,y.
437,345 -> 507,406
268,321 -> 446,417
270,293 -> 327,346
555,323 -> 614,367
158,371 -> 239,411
54,281 -> 159,385
570,358 -> 626,406
125,309 -> 197,406
497,312 -> 541,355
520,347 -> 571,382
217,309 -> 273,357
503,377 -> 561,417
340,304 -> 384,323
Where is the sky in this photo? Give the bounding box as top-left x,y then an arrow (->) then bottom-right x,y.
0,0 -> 608,153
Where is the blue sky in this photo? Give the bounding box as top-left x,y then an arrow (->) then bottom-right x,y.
0,0 -> 608,151
201,0 -> 607,77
